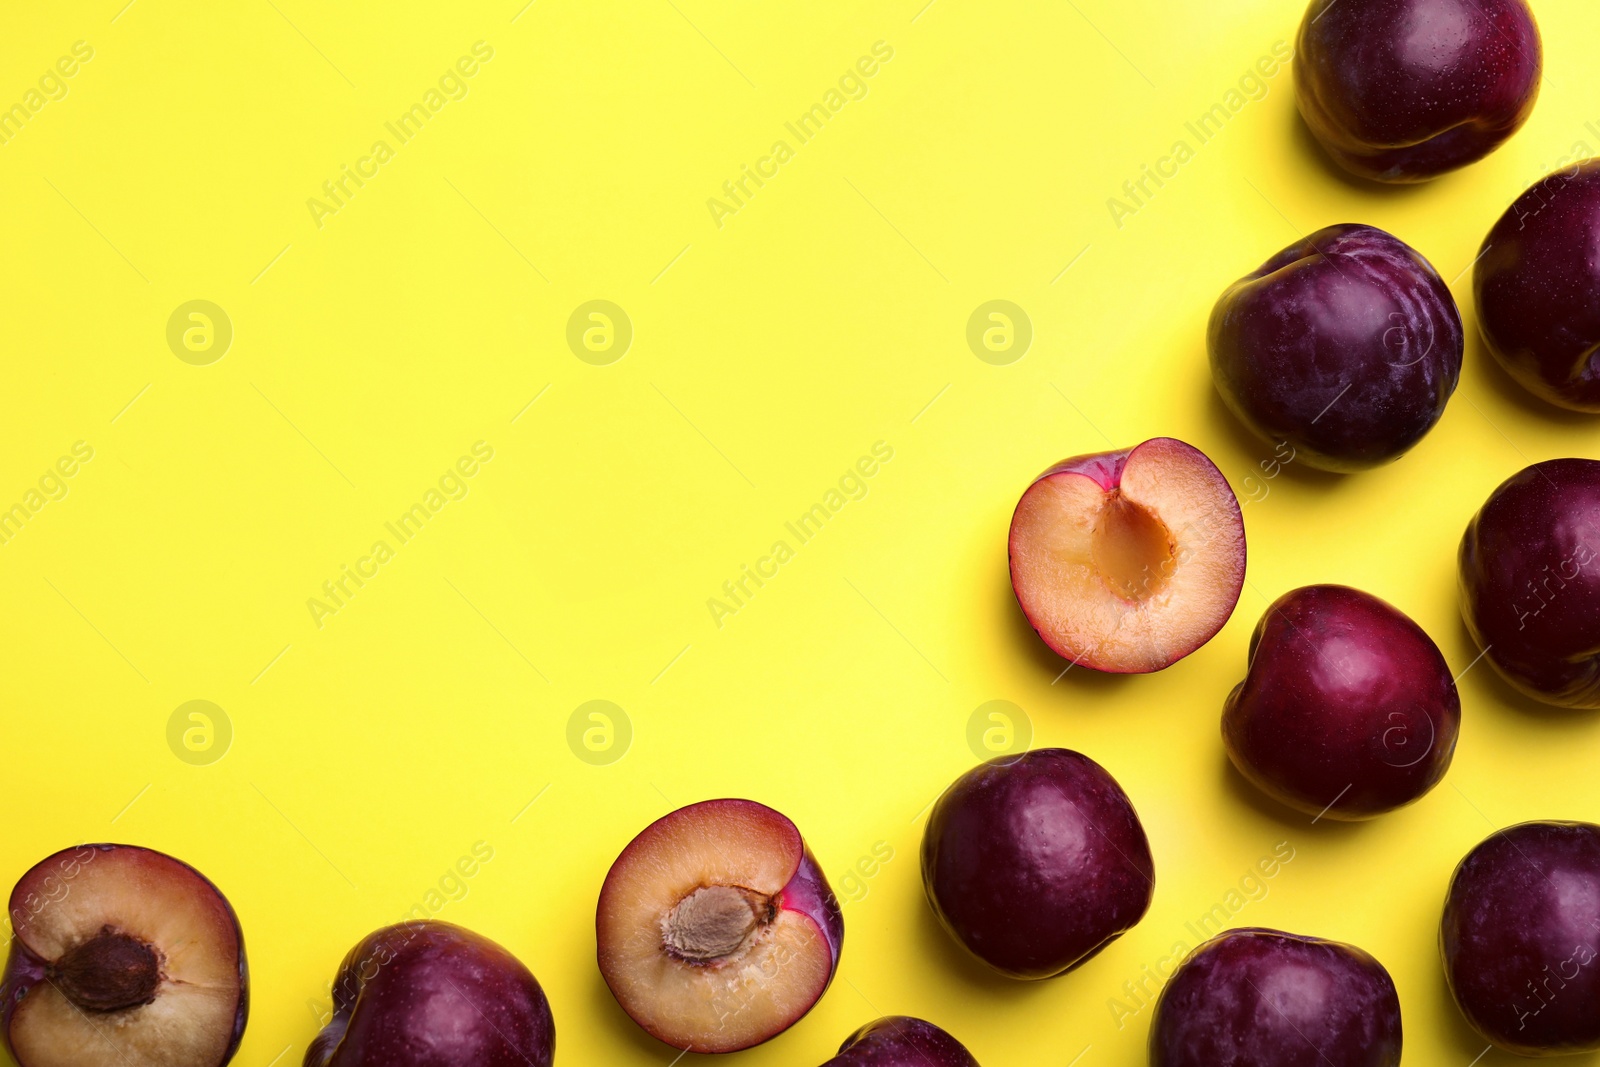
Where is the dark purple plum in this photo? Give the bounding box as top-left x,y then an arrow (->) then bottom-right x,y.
1209,224 -> 1463,471
1459,459 -> 1600,707
821,1017 -> 979,1066
305,921 -> 554,1067
1,844 -> 248,1067
1223,584 -> 1461,820
921,748 -> 1154,980
1295,0 -> 1541,182
1150,928 -> 1402,1067
1476,159 -> 1600,411
1442,822 -> 1600,1055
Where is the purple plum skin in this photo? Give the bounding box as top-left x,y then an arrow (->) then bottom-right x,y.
921,749 -> 1154,980
1475,159 -> 1600,411
1294,0 -> 1541,182
305,921 -> 554,1067
1150,928 -> 1402,1067
1442,822 -> 1600,1055
1209,224 -> 1463,472
1459,459 -> 1600,707
1223,584 -> 1461,820
822,1017 -> 979,1066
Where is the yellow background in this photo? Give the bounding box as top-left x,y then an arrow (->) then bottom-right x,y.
0,0 -> 1595,1063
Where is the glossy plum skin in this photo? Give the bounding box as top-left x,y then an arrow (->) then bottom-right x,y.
1459,459 -> 1600,707
921,749 -> 1154,980
1209,224 -> 1463,471
1223,585 -> 1461,820
1150,929 -> 1402,1067
822,1017 -> 979,1066
305,921 -> 554,1067
1295,0 -> 1541,182
1476,160 -> 1600,411
1442,822 -> 1600,1055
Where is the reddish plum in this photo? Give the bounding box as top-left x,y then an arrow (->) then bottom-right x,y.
1209,224 -> 1462,471
1223,584 -> 1461,819
1150,928 -> 1402,1066
921,749 -> 1154,979
1295,0 -> 1541,182
822,1017 -> 979,1066
1442,822 -> 1600,1055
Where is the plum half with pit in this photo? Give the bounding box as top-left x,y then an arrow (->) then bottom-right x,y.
1459,459 -> 1600,707
821,1017 -> 979,1066
1007,438 -> 1245,674
596,798 -> 843,1053
1209,224 -> 1463,471
305,920 -> 554,1067
1442,821 -> 1600,1055
1150,928 -> 1402,1066
1223,584 -> 1461,820
1294,0 -> 1542,182
1,844 -> 248,1067
1476,159 -> 1600,411
921,748 -> 1154,979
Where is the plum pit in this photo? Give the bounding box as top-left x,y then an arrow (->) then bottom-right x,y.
51,926 -> 163,1013
662,885 -> 773,963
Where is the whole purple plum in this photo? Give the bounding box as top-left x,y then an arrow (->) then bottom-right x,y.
305,921 -> 554,1067
1459,459 -> 1600,707
1150,928 -> 1402,1067
1295,0 -> 1541,182
920,748 -> 1154,980
1223,584 -> 1461,819
1476,159 -> 1600,411
822,1017 -> 979,1066
1442,822 -> 1600,1055
1208,224 -> 1462,472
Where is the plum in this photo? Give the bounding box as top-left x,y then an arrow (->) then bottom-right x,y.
1442,821 -> 1600,1054
305,920 -> 554,1067
1008,438 -> 1245,673
596,798 -> 843,1053
1209,224 -> 1463,471
1295,0 -> 1541,182
1223,584 -> 1461,819
1459,459 -> 1600,707
1,844 -> 248,1067
1476,159 -> 1600,411
921,748 -> 1154,979
1150,928 -> 1402,1066
821,1016 -> 979,1066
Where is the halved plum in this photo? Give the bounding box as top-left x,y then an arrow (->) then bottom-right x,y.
1,844 -> 247,1067
596,799 -> 843,1053
1008,438 -> 1246,673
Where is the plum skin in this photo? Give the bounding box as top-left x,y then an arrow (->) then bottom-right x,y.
1459,459 -> 1600,708
1223,584 -> 1461,820
1475,159 -> 1600,411
1209,223 -> 1463,471
1,843 -> 249,1067
1150,928 -> 1402,1066
921,749 -> 1154,979
1294,0 -> 1541,182
305,921 -> 554,1067
1442,822 -> 1600,1055
822,1016 -> 979,1066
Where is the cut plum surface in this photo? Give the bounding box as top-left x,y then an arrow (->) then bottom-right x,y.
596,798 -> 843,1053
1,844 -> 247,1067
1008,438 -> 1245,673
